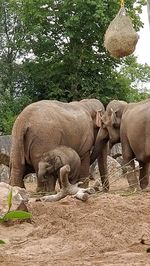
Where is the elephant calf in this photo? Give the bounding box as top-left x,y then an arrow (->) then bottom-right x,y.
37,146 -> 81,191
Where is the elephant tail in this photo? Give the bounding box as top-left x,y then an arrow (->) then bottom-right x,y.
9,115 -> 28,186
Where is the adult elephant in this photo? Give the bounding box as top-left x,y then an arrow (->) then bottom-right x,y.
91,99 -> 150,190
9,99 -> 109,192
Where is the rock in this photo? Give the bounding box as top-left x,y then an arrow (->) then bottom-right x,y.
0,182 -> 29,216
107,155 -> 123,178
0,135 -> 11,183
90,155 -> 123,180
0,164 -> 9,183
110,143 -> 122,159
24,173 -> 37,183
90,156 -> 141,190
89,160 -> 97,179
0,135 -> 11,155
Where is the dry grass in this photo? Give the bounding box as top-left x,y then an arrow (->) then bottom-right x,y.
104,7 -> 139,58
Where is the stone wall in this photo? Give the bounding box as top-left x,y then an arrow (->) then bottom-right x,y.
0,135 -> 11,155
0,135 -> 11,182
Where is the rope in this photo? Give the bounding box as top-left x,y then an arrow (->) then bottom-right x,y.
120,0 -> 124,7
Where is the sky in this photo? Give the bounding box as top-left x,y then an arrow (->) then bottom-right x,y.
135,5 -> 150,65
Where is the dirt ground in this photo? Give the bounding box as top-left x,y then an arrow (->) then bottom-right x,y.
1,175 -> 150,266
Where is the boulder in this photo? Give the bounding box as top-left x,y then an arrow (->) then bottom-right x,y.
0,136 -> 11,183
0,182 -> 29,216
0,164 -> 9,183
90,155 -> 123,180
0,135 -> 11,156
25,173 -> 37,183
110,143 -> 122,159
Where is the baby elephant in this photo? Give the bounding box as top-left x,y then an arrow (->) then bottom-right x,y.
38,146 -> 81,191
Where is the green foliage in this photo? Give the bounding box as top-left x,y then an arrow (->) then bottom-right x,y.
0,0 -> 149,133
117,56 -> 150,102
7,189 -> 12,211
0,240 -> 5,244
0,210 -> 32,222
0,91 -> 32,134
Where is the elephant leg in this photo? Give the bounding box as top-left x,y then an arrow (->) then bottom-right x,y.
36,175 -> 57,193
58,176 -> 62,188
139,161 -> 149,189
45,175 -> 57,192
36,180 -> 47,192
124,160 -> 138,189
9,164 -> 25,188
79,152 -> 90,188
122,142 -> 138,189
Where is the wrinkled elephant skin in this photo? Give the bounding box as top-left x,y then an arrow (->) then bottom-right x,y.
101,99 -> 150,190
38,146 -> 81,190
10,99 -> 108,192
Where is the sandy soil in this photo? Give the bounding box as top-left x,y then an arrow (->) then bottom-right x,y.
1,176 -> 150,266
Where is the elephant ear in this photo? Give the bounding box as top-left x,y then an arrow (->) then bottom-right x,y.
110,108 -> 120,128
95,109 -> 104,127
54,155 -> 63,171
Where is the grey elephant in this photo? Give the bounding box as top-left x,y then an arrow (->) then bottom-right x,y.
10,98 -> 109,192
91,99 -> 150,190
38,146 -> 81,190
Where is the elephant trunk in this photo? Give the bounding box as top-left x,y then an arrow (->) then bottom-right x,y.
90,146 -> 100,165
90,128 -> 109,165
38,161 -> 53,182
90,127 -> 109,192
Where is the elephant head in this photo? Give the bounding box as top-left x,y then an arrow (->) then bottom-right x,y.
38,154 -> 63,182
90,112 -> 109,165
101,100 -> 127,148
38,162 -> 53,181
90,100 -> 127,165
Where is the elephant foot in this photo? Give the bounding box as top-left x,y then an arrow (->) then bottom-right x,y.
36,177 -> 57,193
140,177 -> 149,190
36,186 -> 44,193
36,186 -> 57,195
10,179 -> 25,189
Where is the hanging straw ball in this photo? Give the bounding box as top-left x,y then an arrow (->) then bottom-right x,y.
104,7 -> 139,58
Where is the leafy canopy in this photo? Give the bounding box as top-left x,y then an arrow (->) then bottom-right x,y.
0,0 -> 149,133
